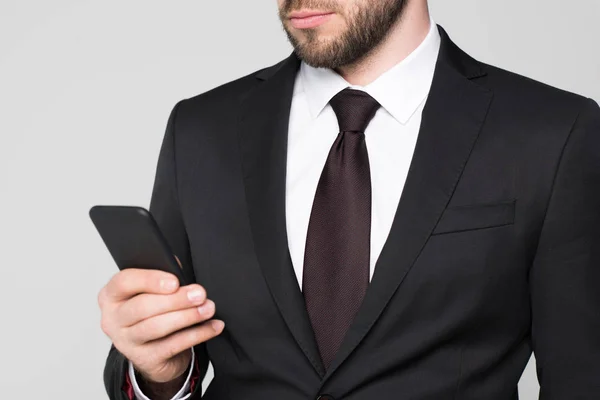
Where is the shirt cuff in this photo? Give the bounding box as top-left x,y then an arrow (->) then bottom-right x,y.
126,348 -> 195,400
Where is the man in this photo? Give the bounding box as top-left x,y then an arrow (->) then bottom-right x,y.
98,0 -> 600,398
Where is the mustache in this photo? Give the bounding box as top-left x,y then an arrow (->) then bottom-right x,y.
281,0 -> 342,14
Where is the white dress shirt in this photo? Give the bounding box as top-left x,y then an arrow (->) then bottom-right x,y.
131,18 -> 441,400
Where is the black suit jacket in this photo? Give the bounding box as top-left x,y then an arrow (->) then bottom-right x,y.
105,26 -> 600,399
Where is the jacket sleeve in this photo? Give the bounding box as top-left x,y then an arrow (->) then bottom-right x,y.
531,97 -> 600,399
103,101 -> 210,399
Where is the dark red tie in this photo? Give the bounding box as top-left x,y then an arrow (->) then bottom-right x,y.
303,88 -> 381,370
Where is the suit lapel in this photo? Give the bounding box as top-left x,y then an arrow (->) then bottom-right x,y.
238,54 -> 327,377
318,26 -> 494,384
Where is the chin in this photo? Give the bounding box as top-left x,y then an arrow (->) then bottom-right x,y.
284,24 -> 351,69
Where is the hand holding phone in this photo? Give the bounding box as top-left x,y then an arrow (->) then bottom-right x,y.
91,205 -> 225,386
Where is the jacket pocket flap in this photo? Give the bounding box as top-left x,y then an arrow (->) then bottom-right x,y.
432,200 -> 516,235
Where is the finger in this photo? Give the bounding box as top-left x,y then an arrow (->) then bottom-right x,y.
118,284 -> 208,327
148,319 -> 225,361
105,268 -> 180,302
128,300 -> 216,344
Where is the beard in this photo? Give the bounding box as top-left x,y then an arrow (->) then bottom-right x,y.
279,0 -> 408,69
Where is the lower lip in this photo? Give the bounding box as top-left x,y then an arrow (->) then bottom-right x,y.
289,13 -> 334,29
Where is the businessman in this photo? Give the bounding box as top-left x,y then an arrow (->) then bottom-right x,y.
98,0 -> 600,398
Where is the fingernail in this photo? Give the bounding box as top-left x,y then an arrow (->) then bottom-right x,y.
161,279 -> 178,291
187,290 -> 204,302
211,320 -> 224,332
197,301 -> 214,315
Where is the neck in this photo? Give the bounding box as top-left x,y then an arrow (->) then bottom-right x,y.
335,1 -> 432,86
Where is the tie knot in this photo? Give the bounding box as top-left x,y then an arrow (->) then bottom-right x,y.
329,88 -> 381,133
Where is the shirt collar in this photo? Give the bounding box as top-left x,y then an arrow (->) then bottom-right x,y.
298,18 -> 441,125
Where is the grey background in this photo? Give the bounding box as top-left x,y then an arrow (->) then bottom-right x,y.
1,1 -> 598,398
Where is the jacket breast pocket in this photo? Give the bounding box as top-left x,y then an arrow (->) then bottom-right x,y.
431,200 -> 516,235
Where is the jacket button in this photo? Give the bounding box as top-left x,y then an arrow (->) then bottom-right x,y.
317,395 -> 335,400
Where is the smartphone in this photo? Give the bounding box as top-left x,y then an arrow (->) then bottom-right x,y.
89,205 -> 188,285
